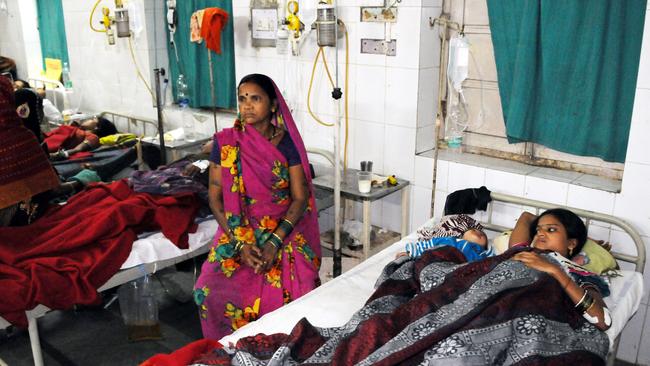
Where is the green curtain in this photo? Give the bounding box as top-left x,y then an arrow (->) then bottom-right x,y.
166,0 -> 236,109
36,0 -> 69,67
487,0 -> 647,163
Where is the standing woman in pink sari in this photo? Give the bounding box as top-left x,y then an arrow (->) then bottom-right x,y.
194,74 -> 321,339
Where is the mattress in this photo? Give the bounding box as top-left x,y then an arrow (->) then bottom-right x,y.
120,219 -> 218,269
219,226 -> 643,350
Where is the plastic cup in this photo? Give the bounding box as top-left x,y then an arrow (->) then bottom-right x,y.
357,171 -> 372,193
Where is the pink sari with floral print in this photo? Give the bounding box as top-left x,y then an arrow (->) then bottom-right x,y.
194,82 -> 321,340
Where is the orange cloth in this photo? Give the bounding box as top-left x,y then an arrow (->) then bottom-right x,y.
200,8 -> 229,54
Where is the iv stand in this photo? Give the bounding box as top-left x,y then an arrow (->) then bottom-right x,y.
332,0 -> 342,278
207,52 -> 219,132
154,68 -> 167,165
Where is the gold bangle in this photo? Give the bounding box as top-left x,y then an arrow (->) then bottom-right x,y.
282,218 -> 295,228
575,291 -> 588,309
271,232 -> 283,242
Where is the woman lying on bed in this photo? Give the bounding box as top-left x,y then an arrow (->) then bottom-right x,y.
509,209 -> 612,331
47,116 -> 118,160
143,210 -> 614,365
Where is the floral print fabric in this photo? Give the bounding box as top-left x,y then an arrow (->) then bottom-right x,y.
194,116 -> 321,340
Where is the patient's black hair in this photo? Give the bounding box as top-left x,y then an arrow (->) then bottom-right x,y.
238,74 -> 277,101
14,79 -> 30,89
529,208 -> 587,256
95,117 -> 118,138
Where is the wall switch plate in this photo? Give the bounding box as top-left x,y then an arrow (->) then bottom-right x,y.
361,39 -> 397,56
360,7 -> 398,23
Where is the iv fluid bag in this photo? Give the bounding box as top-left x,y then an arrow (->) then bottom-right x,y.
448,35 -> 469,92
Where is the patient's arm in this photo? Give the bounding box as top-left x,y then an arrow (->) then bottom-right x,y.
513,251 -> 611,330
64,140 -> 93,155
509,211 -> 537,247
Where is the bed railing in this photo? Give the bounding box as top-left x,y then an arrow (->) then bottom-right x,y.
98,111 -> 159,138
482,192 -> 646,273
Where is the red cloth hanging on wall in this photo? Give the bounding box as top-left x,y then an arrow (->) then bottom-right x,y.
200,8 -> 229,54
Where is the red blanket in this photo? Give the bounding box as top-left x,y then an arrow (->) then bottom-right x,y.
0,179 -> 199,327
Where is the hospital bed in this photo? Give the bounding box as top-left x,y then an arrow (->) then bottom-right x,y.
0,219 -> 218,366
218,191 -> 645,366
2,148 -> 336,366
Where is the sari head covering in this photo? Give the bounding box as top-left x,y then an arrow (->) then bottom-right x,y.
0,77 -> 59,210
194,74 -> 321,340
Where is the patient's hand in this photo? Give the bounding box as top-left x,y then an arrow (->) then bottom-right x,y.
182,163 -> 201,177
395,251 -> 408,259
241,245 -> 264,272
512,251 -> 560,276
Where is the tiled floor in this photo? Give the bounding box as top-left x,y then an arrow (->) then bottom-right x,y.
0,267 -> 203,366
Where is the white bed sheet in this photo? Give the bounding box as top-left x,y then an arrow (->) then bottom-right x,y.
220,227 -> 643,350
0,219 -> 218,330
120,219 -> 218,269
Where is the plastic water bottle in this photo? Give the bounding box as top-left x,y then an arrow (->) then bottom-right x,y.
62,61 -> 73,89
176,74 -> 196,142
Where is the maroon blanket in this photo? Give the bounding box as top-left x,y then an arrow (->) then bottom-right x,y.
0,179 -> 199,327
176,247 -> 609,365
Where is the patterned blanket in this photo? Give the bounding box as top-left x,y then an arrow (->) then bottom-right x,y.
190,247 -> 610,365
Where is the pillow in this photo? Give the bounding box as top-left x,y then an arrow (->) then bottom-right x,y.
572,239 -> 618,274
490,232 -> 617,274
491,230 -> 511,255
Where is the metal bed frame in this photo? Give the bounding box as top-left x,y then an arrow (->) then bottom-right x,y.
482,192 -> 646,366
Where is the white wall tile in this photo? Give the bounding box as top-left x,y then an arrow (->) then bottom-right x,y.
354,65 -> 386,123
384,125 -> 416,180
416,124 -> 435,153
489,202 -> 525,230
352,200 -> 384,228
447,162 -> 485,193
417,67 -> 437,128
385,7 -> 422,69
411,185 -> 433,230
567,184 -> 616,215
419,7 -> 442,68
626,89 -> 650,165
485,169 -> 525,197
616,304 -> 647,363
636,9 -> 650,89
610,229 -> 641,262
381,190 -> 406,233
385,67 -> 418,128
433,189 -> 447,222
435,158 -> 449,192
523,176 -> 568,206
616,163 -> 650,237
355,21 -> 388,67
414,155 -> 434,189
352,119 -> 385,174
